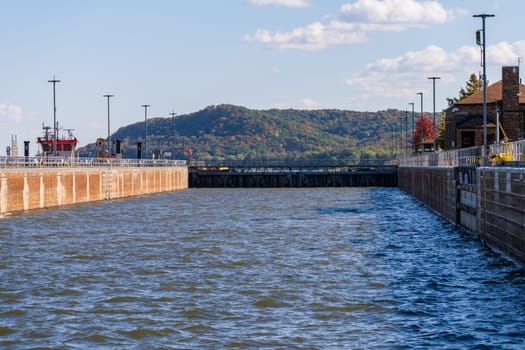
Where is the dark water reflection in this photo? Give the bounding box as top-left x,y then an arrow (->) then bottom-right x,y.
1,188 -> 524,349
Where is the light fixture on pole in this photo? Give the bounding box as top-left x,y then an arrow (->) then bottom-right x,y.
473,13 -> 495,166
48,75 -> 61,157
428,76 -> 441,151
104,94 -> 114,157
141,104 -> 150,159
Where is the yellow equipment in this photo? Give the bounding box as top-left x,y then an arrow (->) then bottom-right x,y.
491,123 -> 513,165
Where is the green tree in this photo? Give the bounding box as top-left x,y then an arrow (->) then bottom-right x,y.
447,73 -> 483,105
459,73 -> 483,99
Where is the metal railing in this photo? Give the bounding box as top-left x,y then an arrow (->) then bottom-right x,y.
0,156 -> 186,170
397,139 -> 525,167
489,139 -> 525,159
189,158 -> 393,168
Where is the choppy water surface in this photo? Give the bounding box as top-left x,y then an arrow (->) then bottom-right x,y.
1,188 -> 525,349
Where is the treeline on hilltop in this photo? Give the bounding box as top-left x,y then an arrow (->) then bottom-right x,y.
78,104 -> 410,163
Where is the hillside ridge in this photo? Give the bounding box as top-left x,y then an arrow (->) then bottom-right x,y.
79,104 -> 409,162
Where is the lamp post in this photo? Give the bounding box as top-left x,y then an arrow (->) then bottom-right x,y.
394,121 -> 398,155
391,125 -> 394,156
398,115 -> 403,157
428,76 -> 440,151
170,110 -> 176,136
417,92 -> 423,152
170,109 -> 177,160
473,13 -> 495,166
405,109 -> 408,156
48,75 -> 61,156
103,94 -> 114,156
141,104 -> 150,159
409,102 -> 415,153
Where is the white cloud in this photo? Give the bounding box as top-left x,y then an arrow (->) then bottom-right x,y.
340,0 -> 461,28
352,44 -> 479,76
246,0 -> 465,50
486,40 -> 525,66
345,44 -> 475,102
300,98 -> 321,109
345,40 -> 525,105
272,98 -> 322,109
0,104 -> 23,122
245,21 -> 367,51
249,0 -> 310,7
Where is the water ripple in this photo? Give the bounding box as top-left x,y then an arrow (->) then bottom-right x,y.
1,188 -> 524,348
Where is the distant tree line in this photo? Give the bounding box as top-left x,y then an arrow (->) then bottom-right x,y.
78,104 -> 420,163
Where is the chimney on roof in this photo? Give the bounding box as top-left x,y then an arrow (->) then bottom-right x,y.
501,66 -> 520,140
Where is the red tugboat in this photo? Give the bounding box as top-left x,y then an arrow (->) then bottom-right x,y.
37,123 -> 79,157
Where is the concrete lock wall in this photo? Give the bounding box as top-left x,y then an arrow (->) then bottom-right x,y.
398,166 -> 457,223
0,167 -> 188,214
478,168 -> 525,264
399,166 -> 525,266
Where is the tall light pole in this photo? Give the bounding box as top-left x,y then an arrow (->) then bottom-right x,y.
405,109 -> 408,156
428,76 -> 441,151
48,75 -> 61,156
104,94 -> 114,156
401,113 -> 405,155
141,104 -> 150,159
398,115 -> 403,156
394,120 -> 398,155
391,125 -> 394,156
417,92 -> 423,152
170,110 -> 176,136
474,13 -> 495,166
409,102 -> 415,153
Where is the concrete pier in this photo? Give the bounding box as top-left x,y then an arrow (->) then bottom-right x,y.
0,166 -> 188,214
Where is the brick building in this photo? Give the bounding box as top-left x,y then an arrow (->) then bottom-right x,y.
444,66 -> 525,150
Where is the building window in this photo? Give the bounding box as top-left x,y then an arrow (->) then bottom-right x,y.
461,131 -> 475,148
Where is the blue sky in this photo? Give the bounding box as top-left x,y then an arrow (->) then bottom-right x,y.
0,0 -> 521,153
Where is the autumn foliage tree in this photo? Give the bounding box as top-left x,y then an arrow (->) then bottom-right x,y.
413,115 -> 436,151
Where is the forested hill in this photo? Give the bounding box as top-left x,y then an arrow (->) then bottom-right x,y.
78,104 -> 408,162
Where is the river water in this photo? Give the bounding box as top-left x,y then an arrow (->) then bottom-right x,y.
1,188 -> 525,349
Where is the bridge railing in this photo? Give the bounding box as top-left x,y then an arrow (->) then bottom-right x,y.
189,160 -> 398,175
189,158 -> 394,169
397,147 -> 481,167
397,139 -> 525,167
0,156 -> 186,170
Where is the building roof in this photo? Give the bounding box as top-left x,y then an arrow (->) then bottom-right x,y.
455,80 -> 525,105
454,112 -> 498,128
